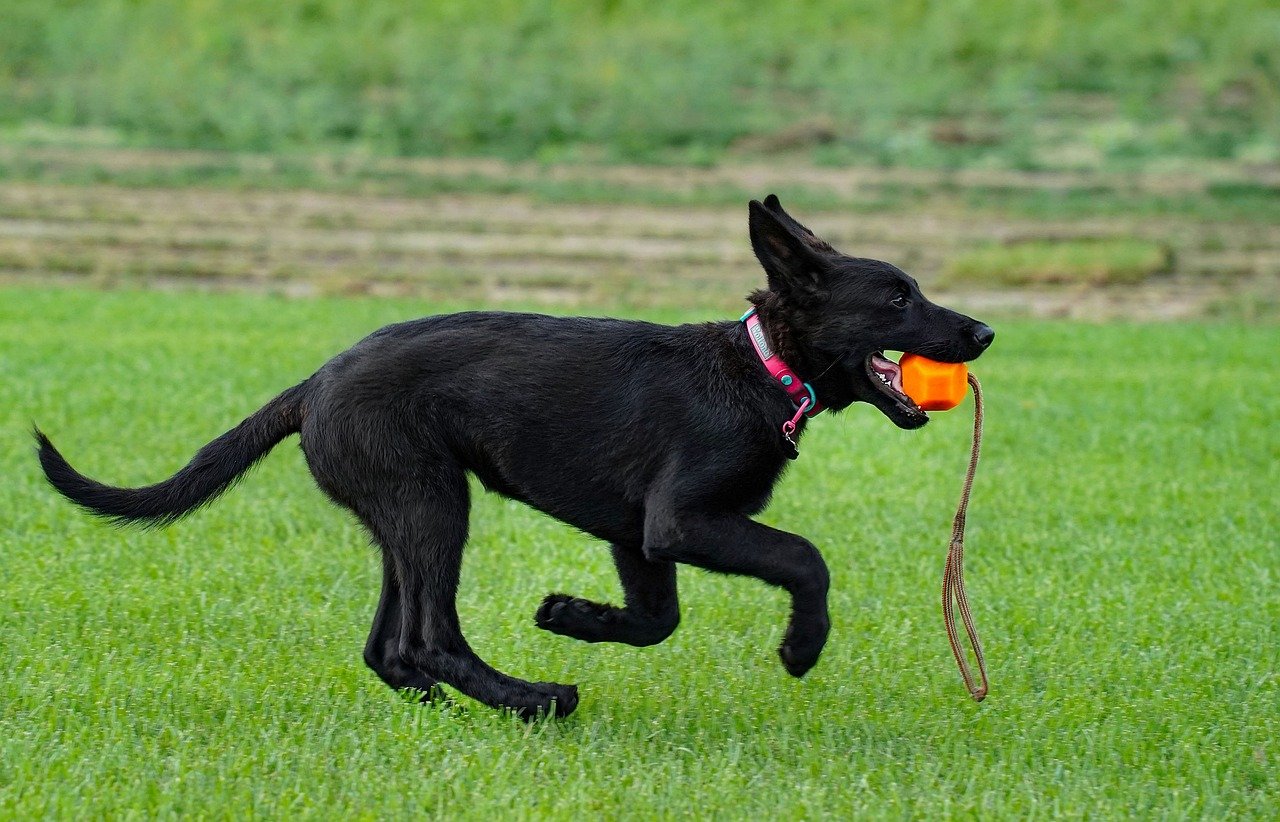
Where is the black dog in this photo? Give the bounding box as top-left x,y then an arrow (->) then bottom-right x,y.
36,196 -> 993,718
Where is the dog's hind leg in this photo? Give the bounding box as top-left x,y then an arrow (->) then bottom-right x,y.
362,552 -> 445,701
363,470 -> 578,719
534,544 -> 679,646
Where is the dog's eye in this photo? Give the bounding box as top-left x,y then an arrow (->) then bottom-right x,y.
890,295 -> 911,308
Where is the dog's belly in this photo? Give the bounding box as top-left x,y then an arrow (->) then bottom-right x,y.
467,452 -> 647,547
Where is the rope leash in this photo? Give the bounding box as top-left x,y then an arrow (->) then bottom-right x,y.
942,373 -> 989,701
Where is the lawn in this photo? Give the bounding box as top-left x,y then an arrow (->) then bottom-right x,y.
1,287 -> 1277,817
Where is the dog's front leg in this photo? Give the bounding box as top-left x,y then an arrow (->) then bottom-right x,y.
642,507 -> 830,677
535,544 -> 680,647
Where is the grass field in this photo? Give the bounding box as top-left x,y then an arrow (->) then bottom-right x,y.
1,287 -> 1277,817
4,1 -> 1279,168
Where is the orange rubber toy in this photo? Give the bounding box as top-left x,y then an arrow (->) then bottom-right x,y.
900,353 -> 969,411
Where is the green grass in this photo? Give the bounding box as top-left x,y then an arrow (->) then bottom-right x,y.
1,287 -> 1277,817
945,239 -> 1173,286
3,1 -> 1279,168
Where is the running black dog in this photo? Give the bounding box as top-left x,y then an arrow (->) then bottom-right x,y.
36,196 -> 993,718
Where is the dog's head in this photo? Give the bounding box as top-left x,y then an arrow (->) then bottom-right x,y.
747,194 -> 994,429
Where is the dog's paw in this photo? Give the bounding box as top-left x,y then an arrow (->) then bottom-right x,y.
778,612 -> 830,678
507,681 -> 580,721
536,593 -> 679,647
539,681 -> 580,719
534,593 -> 617,642
778,643 -> 820,678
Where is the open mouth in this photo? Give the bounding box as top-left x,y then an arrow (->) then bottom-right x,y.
865,352 -> 928,426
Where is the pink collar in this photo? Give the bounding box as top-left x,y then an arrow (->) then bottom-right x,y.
741,308 -> 823,449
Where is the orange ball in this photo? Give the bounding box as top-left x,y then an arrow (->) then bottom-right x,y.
900,353 -> 969,411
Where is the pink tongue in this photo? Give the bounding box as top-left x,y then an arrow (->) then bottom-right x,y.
871,354 -> 906,395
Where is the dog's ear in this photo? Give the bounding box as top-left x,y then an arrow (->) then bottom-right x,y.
762,194 -> 836,255
749,198 -> 832,302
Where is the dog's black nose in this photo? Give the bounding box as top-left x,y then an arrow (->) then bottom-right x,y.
972,324 -> 995,350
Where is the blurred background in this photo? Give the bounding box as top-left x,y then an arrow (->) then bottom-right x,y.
1,0 -> 1278,318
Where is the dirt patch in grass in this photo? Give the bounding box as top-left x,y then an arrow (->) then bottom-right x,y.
0,147 -> 1277,320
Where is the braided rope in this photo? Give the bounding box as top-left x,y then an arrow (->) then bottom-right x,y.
942,373 -> 989,701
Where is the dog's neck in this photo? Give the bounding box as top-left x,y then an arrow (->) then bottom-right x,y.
746,290 -> 811,374
745,290 -> 857,412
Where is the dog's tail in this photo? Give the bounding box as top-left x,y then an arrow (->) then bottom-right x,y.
34,381 -> 310,528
